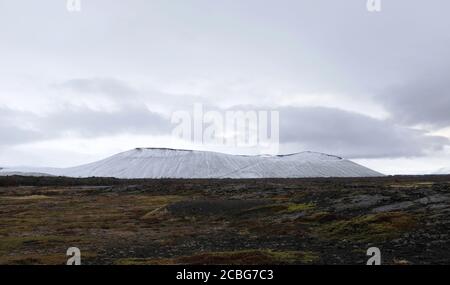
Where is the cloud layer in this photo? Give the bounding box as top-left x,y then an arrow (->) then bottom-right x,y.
3,95 -> 448,160
279,107 -> 448,158
1,1 -> 450,173
381,71 -> 450,128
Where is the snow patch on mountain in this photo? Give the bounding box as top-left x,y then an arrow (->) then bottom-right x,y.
0,148 -> 383,178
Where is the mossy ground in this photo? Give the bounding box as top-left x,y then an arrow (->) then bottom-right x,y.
0,175 -> 449,264
314,212 -> 418,242
115,249 -> 319,265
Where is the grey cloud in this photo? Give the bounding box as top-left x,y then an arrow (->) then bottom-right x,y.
0,107 -> 45,146
0,124 -> 41,146
0,104 -> 172,145
54,77 -> 211,113
41,105 -> 171,137
1,102 -> 448,160
5,0 -> 449,95
278,107 -> 449,158
380,71 -> 450,128
55,78 -> 138,99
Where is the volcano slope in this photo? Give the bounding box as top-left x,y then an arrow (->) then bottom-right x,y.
0,175 -> 449,265
0,148 -> 382,178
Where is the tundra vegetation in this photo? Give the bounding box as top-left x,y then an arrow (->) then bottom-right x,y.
0,175 -> 449,265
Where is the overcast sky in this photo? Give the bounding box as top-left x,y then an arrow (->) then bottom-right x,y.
1,0 -> 449,174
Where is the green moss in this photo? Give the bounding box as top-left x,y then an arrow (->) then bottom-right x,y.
305,211 -> 331,221
388,182 -> 434,188
117,249 -> 320,265
315,211 -> 417,242
0,252 -> 97,265
0,235 -> 80,252
135,195 -> 184,206
1,195 -> 52,201
264,250 -> 319,264
115,258 -> 173,265
180,249 -> 319,265
0,237 -> 26,252
239,204 -> 288,215
283,203 -> 315,213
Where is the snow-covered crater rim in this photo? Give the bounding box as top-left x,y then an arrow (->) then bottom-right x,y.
129,148 -> 343,160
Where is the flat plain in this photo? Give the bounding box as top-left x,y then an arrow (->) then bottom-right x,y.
0,175 -> 449,265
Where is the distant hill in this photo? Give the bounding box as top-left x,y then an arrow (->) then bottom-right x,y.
0,148 -> 383,179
